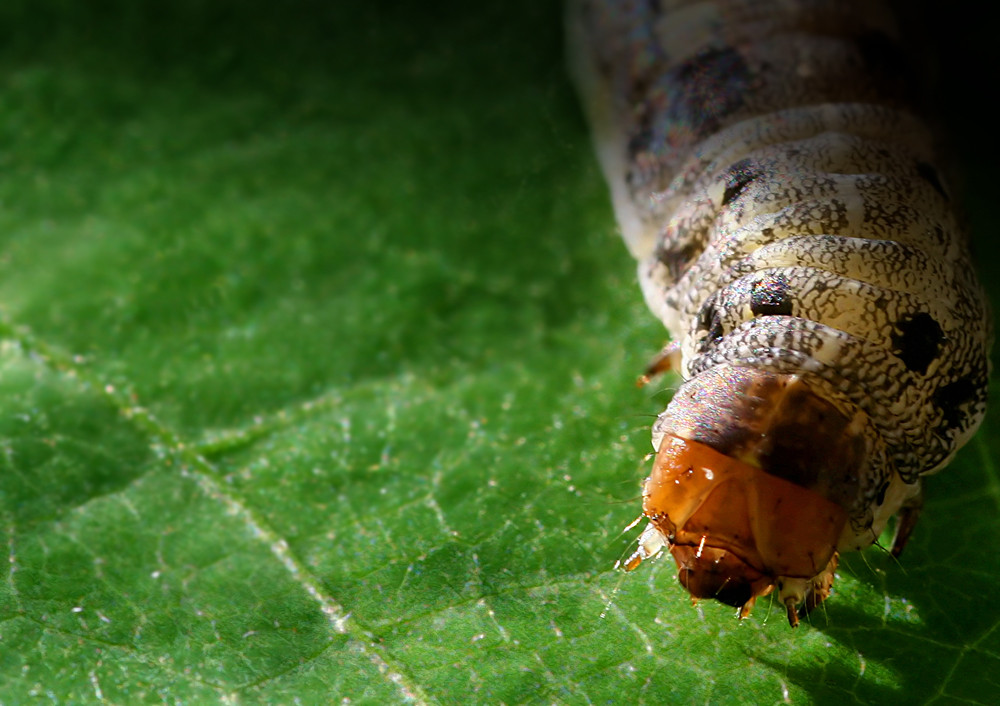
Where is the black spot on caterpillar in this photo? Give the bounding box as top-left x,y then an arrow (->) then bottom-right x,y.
569,0 -> 992,626
750,273 -> 794,317
891,311 -> 945,375
721,159 -> 760,207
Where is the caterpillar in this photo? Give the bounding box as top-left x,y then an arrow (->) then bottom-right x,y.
568,0 -> 992,626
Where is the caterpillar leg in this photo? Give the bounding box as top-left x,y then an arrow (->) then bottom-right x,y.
889,486 -> 924,558
620,522 -> 668,572
799,552 -> 839,621
637,341 -> 681,387
738,553 -> 838,627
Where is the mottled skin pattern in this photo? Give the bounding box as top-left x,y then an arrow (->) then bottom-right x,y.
570,0 -> 990,545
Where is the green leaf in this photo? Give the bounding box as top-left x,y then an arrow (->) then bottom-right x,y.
0,1 -> 996,703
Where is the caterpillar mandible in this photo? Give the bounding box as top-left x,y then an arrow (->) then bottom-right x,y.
569,0 -> 992,626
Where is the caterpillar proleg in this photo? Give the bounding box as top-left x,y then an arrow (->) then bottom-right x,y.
569,0 -> 992,625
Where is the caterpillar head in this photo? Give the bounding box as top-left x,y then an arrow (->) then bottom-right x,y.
624,365 -> 881,626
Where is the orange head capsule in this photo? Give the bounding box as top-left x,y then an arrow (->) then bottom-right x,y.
626,365 -> 874,626
644,435 -> 847,624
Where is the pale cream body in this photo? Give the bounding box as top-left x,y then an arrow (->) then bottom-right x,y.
569,0 -> 991,559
